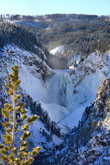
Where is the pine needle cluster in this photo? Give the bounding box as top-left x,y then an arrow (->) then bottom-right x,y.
0,65 -> 41,165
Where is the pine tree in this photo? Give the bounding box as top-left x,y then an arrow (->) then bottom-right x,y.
0,65 -> 41,165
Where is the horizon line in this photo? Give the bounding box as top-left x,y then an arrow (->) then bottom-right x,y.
0,12 -> 110,17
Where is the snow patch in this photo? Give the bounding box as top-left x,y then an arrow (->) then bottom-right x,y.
50,45 -> 65,56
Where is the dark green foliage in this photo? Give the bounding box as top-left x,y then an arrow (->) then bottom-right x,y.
1,14 -> 110,58
25,14 -> 110,56
15,14 -> 110,68
1,14 -> 110,69
0,22 -> 40,52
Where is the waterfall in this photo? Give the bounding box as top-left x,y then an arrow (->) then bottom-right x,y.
47,70 -> 73,108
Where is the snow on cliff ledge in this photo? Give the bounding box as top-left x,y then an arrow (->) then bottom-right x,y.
50,45 -> 65,56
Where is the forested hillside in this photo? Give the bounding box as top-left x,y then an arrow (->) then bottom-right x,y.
1,13 -> 110,164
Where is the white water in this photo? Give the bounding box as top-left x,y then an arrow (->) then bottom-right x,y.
47,70 -> 73,108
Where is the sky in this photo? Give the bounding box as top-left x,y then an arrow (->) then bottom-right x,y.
0,0 -> 110,16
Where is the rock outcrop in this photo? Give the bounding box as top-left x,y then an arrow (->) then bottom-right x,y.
44,78 -> 110,165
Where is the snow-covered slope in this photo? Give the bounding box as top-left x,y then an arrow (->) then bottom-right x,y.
50,45 -> 65,56
1,46 -> 110,132
1,44 -> 110,160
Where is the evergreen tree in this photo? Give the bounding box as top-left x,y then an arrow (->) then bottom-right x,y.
0,65 -> 41,165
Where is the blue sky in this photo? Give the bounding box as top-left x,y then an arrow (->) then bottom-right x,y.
0,0 -> 110,16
